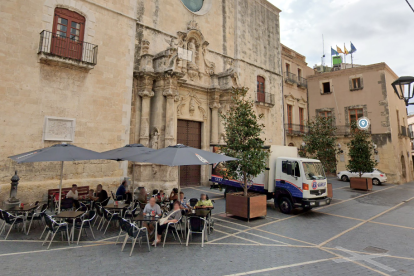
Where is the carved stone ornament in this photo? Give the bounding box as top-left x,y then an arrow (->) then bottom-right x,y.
43,116 -> 76,142
141,39 -> 150,54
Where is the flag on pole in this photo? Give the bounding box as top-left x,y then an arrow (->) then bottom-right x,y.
344,45 -> 349,55
331,47 -> 339,56
350,42 -> 357,54
336,46 -> 344,54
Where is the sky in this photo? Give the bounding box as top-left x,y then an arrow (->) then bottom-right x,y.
268,0 -> 414,113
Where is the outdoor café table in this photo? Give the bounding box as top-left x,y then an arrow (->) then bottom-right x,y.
132,213 -> 160,247
55,210 -> 85,243
104,203 -> 129,217
5,204 -> 40,235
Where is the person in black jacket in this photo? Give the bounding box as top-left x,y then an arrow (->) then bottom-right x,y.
94,184 -> 109,206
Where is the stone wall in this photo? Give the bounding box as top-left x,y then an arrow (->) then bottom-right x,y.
0,0 -> 137,205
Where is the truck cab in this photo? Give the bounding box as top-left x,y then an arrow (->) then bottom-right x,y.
275,157 -> 331,214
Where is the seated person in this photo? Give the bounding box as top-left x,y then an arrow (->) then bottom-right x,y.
169,188 -> 178,202
154,201 -> 182,245
66,184 -> 80,209
94,184 -> 109,206
88,189 -> 95,199
156,190 -> 166,203
179,192 -> 189,210
143,197 -> 162,235
195,194 -> 213,209
116,180 -> 130,201
137,187 -> 147,204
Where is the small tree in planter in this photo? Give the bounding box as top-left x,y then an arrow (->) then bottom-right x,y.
220,87 -> 270,219
346,123 -> 377,190
302,116 -> 339,174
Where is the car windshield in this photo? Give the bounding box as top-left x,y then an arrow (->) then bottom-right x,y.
303,162 -> 326,180
375,169 -> 385,174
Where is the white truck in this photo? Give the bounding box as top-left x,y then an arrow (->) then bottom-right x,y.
210,145 -> 331,214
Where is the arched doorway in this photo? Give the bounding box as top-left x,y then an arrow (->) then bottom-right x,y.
401,155 -> 406,179
288,142 -> 295,147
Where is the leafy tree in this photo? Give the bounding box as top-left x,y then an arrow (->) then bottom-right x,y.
220,87 -> 270,197
302,116 -> 339,173
346,123 -> 377,177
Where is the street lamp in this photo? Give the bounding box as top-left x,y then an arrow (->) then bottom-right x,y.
391,76 -> 414,106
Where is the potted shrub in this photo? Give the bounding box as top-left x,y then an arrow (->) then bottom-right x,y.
347,123 -> 377,191
220,87 -> 270,220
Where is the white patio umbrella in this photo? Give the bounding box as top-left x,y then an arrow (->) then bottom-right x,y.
8,143 -> 103,213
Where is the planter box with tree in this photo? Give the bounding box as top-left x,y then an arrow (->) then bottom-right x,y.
347,123 -> 377,191
220,87 -> 270,220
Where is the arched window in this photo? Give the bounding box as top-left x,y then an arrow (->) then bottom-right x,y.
51,8 -> 85,60
257,76 -> 265,103
181,0 -> 204,12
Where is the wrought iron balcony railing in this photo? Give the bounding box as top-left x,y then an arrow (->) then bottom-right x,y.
255,91 -> 275,106
298,76 -> 307,88
285,124 -> 308,136
285,72 -> 297,84
286,124 -> 372,136
38,30 -> 98,66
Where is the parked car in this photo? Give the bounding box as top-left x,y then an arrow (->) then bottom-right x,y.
337,169 -> 387,185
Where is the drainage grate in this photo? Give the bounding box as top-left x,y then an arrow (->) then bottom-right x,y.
363,246 -> 388,254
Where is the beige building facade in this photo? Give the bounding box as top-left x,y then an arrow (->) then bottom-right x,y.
0,0 -> 284,204
281,44 -> 314,148
307,63 -> 413,184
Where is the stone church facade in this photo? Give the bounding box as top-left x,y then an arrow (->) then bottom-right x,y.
131,0 -> 283,191
0,0 -> 283,204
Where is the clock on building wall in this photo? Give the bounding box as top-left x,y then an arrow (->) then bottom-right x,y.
181,0 -> 204,12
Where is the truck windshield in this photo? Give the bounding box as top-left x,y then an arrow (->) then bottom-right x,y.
303,162 -> 326,180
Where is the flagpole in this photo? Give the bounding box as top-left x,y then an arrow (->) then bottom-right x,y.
351,41 -> 354,68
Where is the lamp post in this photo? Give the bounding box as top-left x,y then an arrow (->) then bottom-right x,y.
391,76 -> 414,106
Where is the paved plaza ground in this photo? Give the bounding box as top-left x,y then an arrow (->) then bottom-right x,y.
1,178 -> 414,276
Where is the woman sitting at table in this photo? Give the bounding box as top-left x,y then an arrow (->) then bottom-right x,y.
156,190 -> 166,203
169,188 -> 178,202
195,194 -> 213,209
153,201 -> 182,246
94,184 -> 109,206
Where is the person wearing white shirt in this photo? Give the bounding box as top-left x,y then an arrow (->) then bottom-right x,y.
66,184 -> 79,208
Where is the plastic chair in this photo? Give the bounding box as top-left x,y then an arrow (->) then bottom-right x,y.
94,204 -> 104,229
0,209 -> 5,236
186,216 -> 208,247
120,220 -> 150,256
115,217 -> 132,246
75,210 -> 96,244
42,214 -> 70,249
26,203 -> 48,235
189,198 -> 198,208
162,216 -> 183,247
123,202 -> 139,221
1,211 -> 25,240
102,208 -> 119,235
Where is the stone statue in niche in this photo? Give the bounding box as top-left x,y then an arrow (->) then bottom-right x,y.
189,97 -> 195,116
151,129 -> 159,150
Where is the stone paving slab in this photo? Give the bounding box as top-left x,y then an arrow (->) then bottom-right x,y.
2,181 -> 414,275
257,210 -> 361,245
323,222 -> 414,259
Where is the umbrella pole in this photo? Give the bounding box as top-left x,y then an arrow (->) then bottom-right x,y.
58,161 -> 64,214
177,166 -> 180,202
132,161 -> 135,205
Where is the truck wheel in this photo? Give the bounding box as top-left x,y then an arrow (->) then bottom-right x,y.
341,175 -> 349,182
277,196 -> 293,214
